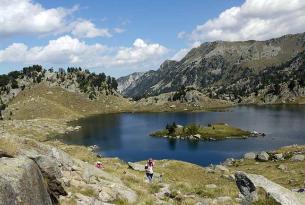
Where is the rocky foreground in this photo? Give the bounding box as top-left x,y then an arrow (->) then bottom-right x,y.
0,119 -> 305,205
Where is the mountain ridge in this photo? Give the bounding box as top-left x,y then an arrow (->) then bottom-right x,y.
118,32 -> 305,103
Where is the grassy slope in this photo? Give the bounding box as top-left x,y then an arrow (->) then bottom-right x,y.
3,83 -> 234,120
3,83 -> 133,120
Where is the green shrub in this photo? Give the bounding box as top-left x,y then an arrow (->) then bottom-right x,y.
185,123 -> 200,135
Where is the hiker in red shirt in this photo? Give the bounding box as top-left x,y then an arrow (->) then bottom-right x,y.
95,161 -> 104,169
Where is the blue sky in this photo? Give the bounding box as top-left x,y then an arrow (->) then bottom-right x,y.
0,0 -> 304,77
36,0 -> 243,49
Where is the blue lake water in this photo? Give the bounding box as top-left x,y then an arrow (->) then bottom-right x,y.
62,105 -> 305,166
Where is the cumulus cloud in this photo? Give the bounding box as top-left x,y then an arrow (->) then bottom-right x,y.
189,0 -> 305,42
0,0 -> 76,37
0,36 -> 168,69
0,36 -> 107,64
114,39 -> 168,65
71,20 -> 112,38
0,0 -> 115,39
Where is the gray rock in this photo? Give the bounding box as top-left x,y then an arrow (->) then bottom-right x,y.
215,165 -> 229,173
278,164 -> 288,171
236,171 -> 304,205
235,171 -> 257,204
205,184 -> 217,189
257,151 -> 269,161
290,154 -> 305,161
223,158 -> 235,166
51,147 -> 74,170
0,156 -> 52,205
216,196 -> 232,203
274,153 -> 284,160
244,152 -> 256,160
31,155 -> 67,203
0,177 -> 18,205
31,155 -> 62,179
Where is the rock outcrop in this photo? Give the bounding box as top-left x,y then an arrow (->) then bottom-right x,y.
0,135 -> 137,204
0,156 -> 53,205
235,171 -> 305,205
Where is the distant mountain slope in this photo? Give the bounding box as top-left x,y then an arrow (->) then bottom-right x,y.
117,72 -> 144,94
120,32 -> 305,100
210,50 -> 305,104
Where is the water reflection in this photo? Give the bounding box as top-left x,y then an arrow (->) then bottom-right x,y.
65,114 -> 123,150
167,139 -> 176,150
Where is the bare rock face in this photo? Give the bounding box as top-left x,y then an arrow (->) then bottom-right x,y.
117,72 -> 144,94
0,156 -> 52,205
0,136 -> 138,204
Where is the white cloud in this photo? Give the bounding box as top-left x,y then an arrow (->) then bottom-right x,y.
114,39 -> 168,65
113,27 -> 125,34
71,20 -> 112,38
0,36 -> 107,64
0,36 -> 168,70
177,31 -> 186,39
189,0 -> 305,42
0,0 -> 115,39
0,0 -> 76,37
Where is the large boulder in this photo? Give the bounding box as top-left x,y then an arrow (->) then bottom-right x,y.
290,154 -> 305,161
235,171 -> 257,204
274,153 -> 284,160
235,171 -> 304,205
243,152 -> 256,160
0,156 -> 52,205
257,151 -> 269,161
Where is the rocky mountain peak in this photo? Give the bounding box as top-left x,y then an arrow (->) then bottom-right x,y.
118,32 -> 305,100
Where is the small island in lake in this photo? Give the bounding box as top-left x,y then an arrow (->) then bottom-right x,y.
150,122 -> 262,140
